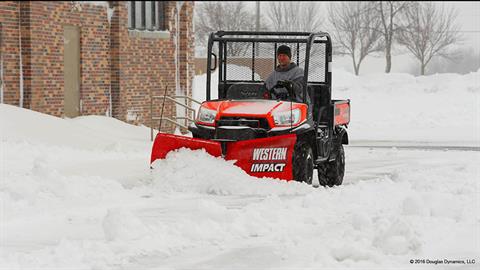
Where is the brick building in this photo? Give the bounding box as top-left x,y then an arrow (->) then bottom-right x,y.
0,1 -> 195,131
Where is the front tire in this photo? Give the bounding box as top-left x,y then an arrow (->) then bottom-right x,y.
293,141 -> 314,184
317,143 -> 345,187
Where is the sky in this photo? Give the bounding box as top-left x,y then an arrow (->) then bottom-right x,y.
253,1 -> 480,49
440,2 -> 480,50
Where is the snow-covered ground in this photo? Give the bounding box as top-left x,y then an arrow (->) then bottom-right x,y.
1,71 -> 479,269
332,69 -> 480,145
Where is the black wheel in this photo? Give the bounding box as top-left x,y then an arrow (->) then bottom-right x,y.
292,141 -> 314,184
317,143 -> 345,187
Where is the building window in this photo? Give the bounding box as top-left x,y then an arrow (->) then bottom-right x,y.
128,1 -> 167,31
157,2 -> 165,30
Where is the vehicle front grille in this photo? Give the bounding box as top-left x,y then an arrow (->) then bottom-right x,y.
217,117 -> 270,130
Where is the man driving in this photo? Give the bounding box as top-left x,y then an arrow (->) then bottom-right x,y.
265,45 -> 308,104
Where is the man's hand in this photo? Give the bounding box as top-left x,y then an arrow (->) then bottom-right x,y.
276,80 -> 293,90
272,80 -> 296,100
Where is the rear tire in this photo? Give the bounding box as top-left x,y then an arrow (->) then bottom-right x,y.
317,143 -> 345,187
293,141 -> 314,184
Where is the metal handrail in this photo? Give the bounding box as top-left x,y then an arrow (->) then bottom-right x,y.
173,95 -> 202,105
150,92 -> 201,141
152,95 -> 202,106
152,95 -> 196,113
152,116 -> 195,122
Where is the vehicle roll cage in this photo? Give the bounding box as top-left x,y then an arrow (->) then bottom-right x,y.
206,31 -> 333,103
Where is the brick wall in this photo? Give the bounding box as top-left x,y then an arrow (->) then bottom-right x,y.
25,2 -> 111,117
0,1 -> 195,133
116,2 -> 178,129
0,1 -> 21,106
114,2 -> 195,133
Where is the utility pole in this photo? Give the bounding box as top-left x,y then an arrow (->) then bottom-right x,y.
255,1 -> 260,56
255,1 -> 260,32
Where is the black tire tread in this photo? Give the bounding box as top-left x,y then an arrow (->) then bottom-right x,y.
317,143 -> 345,187
293,141 -> 314,184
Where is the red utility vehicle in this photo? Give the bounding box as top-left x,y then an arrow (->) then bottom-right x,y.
151,31 -> 350,187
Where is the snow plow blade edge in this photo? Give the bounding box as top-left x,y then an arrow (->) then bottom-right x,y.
150,133 -> 222,163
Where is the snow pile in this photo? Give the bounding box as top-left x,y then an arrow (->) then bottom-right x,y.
1,97 -> 479,268
151,148 -> 311,196
0,105 -> 151,151
102,208 -> 149,241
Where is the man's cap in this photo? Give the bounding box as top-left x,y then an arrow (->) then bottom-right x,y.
277,45 -> 291,59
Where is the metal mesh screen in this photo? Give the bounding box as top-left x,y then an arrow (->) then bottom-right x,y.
308,42 -> 326,82
225,42 -> 275,81
222,40 -> 326,83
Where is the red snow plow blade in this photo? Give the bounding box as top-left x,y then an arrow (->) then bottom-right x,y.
150,132 -> 297,181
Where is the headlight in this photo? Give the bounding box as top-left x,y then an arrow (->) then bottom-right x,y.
273,108 -> 301,126
197,107 -> 217,124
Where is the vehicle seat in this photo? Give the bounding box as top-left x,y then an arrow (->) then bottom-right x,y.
226,83 -> 266,99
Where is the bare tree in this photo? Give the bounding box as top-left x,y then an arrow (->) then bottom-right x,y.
328,2 -> 384,75
374,1 -> 411,73
396,2 -> 460,75
263,2 -> 325,67
428,47 -> 480,75
267,2 -> 324,32
195,2 -> 266,57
